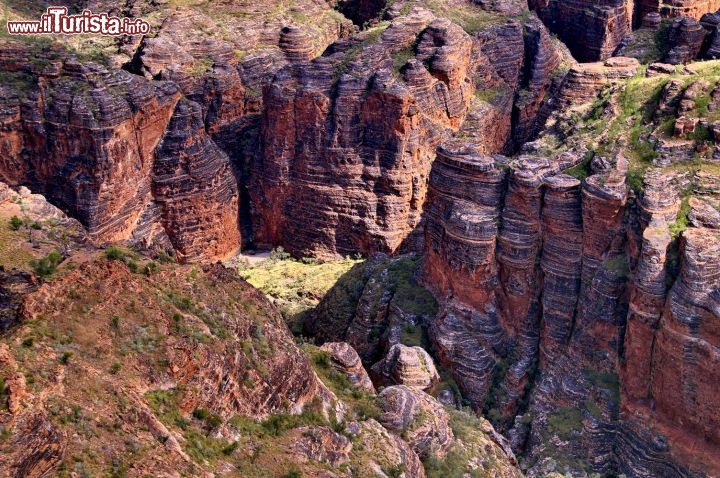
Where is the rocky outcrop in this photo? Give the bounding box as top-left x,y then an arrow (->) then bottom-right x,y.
529,0 -> 633,61
288,426 -> 352,467
0,257 -> 349,475
555,57 -> 640,108
644,228 -> 720,471
0,269 -> 37,334
637,0 -> 720,21
371,343 -> 440,391
665,17 -> 707,64
252,12 -> 474,258
0,47 -> 241,262
252,9 -> 566,258
513,18 -> 564,146
151,99 -> 240,261
0,0 -> 353,261
617,225 -> 720,478
0,53 -> 179,243
420,123 -> 720,476
345,419 -> 427,477
378,385 -> 454,458
320,342 -> 375,392
306,254 -> 439,364
0,410 -> 66,478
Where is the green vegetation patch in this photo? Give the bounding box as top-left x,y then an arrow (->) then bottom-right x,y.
421,0 -> 506,34
603,253 -> 630,279
565,150 -> 595,181
304,345 -> 381,422
236,248 -> 361,334
424,407 -> 508,477
30,251 -> 63,278
547,406 -> 583,440
669,195 -> 692,238
583,368 -> 620,405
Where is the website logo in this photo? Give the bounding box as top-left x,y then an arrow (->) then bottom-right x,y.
6,7 -> 150,36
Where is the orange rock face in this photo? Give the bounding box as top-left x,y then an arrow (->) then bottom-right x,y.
420,137 -> 720,475
251,10 -> 564,258
637,0 -> 720,20
529,0 -> 634,61
0,44 -> 239,262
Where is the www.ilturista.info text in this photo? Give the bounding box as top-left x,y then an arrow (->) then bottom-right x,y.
6,7 -> 150,36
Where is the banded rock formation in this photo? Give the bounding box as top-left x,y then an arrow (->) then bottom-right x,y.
420,132 -> 719,475
529,0 -> 634,61
371,343 -> 440,391
637,0 -> 720,21
378,385 -> 454,458
0,44 -> 239,262
252,8 -> 567,258
320,341 -> 376,392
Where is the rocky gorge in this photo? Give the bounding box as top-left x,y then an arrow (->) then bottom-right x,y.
1,0 -> 719,477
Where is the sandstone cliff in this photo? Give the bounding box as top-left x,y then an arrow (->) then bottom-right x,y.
0,250 -> 522,477
1,0 -> 720,477
252,7 -> 567,258
413,57 -> 720,476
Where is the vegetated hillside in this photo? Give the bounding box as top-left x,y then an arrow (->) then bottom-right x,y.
1,0 -> 720,477
0,199 -> 521,477
0,253 -> 339,476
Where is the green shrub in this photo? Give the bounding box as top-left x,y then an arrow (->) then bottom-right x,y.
548,406 -> 583,439
9,216 -> 23,231
313,351 -> 331,368
109,459 -> 128,478
270,246 -> 291,261
60,351 -> 73,365
21,337 -> 34,348
193,408 -> 223,429
566,157 -> 592,181
105,246 -> 126,261
626,168 -> 646,193
221,441 -> 239,456
392,44 -> 416,75
603,254 -> 630,279
252,324 -> 264,339
0,378 -> 7,411
168,292 -> 193,311
281,468 -> 303,478
669,197 -> 691,238
583,368 -> 620,405
260,412 -> 325,437
154,251 -> 175,263
143,261 -> 159,275
30,251 -> 63,277
423,445 -> 473,478
386,465 -> 405,478
584,399 -> 603,420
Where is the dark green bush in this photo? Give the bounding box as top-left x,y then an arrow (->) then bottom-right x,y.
30,251 -> 63,277
9,216 -> 23,231
193,408 -> 223,429
105,246 -> 126,261
60,351 -> 73,364
281,468 -> 303,478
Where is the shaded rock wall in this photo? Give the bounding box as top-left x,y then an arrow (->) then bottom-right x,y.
252,9 -> 565,258
637,0 -> 720,22
420,138 -> 719,475
529,0 -> 634,61
0,54 -> 240,262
